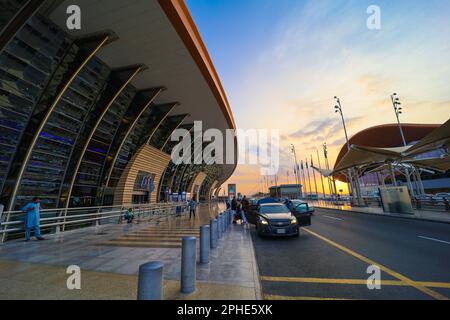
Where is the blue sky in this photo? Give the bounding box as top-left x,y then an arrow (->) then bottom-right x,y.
186,0 -> 450,195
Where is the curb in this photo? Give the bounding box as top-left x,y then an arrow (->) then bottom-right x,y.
316,206 -> 450,225
247,226 -> 263,300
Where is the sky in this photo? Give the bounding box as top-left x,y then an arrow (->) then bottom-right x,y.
185,0 -> 450,196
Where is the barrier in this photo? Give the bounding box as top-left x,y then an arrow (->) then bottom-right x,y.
200,225 -> 210,264
181,236 -> 196,294
210,218 -> 218,249
137,261 -> 164,300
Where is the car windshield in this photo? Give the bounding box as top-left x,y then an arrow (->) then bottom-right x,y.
260,205 -> 290,214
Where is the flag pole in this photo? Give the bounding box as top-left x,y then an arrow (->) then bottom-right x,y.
317,149 -> 326,200
311,155 -> 319,199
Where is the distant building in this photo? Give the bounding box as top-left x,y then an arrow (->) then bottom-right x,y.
269,184 -> 303,199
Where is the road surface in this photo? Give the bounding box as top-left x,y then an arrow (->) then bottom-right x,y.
251,208 -> 450,300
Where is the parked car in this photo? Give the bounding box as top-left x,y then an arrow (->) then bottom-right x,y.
255,203 -> 299,238
434,193 -> 450,201
284,199 -> 313,226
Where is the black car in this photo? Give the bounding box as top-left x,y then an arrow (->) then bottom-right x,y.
254,203 -> 300,237
284,199 -> 314,227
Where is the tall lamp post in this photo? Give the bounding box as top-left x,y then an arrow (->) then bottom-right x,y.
391,93 -> 422,196
334,97 -> 363,206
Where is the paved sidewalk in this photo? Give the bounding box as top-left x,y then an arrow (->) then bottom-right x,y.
0,203 -> 260,300
312,201 -> 450,224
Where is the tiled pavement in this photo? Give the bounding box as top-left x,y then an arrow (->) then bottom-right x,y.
0,203 -> 261,300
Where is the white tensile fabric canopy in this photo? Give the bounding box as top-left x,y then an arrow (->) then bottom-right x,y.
329,119 -> 450,175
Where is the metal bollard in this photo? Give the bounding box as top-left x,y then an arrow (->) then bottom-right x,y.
181,236 -> 196,294
220,213 -> 225,233
137,261 -> 164,300
217,215 -> 223,239
200,225 -> 210,264
210,219 -> 218,249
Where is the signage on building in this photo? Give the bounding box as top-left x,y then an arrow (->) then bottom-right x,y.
134,171 -> 155,193
228,184 -> 237,198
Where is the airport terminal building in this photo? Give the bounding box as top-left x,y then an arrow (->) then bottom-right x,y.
0,0 -> 236,211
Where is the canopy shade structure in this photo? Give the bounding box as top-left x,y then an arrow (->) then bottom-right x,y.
332,120 -> 450,176
311,166 -> 334,177
403,119 -> 450,157
407,157 -> 450,173
332,145 -> 402,174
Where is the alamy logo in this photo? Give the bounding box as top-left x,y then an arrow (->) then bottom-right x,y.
367,265 -> 381,290
170,121 -> 280,176
367,5 -> 381,30
66,5 -> 81,30
66,265 -> 81,290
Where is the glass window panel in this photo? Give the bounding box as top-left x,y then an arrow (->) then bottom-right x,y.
0,69 -> 40,102
0,52 -> 46,87
0,88 -> 34,115
5,38 -> 53,74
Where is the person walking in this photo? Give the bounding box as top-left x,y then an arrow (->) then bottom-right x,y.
189,199 -> 197,219
240,196 -> 249,226
21,197 -> 45,241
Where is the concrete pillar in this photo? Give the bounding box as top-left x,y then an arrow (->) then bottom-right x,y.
137,261 -> 164,300
181,236 -> 196,294
200,225 -> 210,264
210,219 -> 218,249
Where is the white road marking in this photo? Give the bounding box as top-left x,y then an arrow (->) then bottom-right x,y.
418,236 -> 450,245
323,215 -> 343,221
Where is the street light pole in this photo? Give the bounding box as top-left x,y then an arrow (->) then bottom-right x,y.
391,93 -> 420,196
334,97 -> 363,206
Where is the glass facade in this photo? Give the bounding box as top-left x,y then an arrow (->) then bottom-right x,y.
0,14 -> 72,207
148,114 -> 188,150
0,10 -> 226,210
0,0 -> 28,30
102,103 -> 175,205
70,85 -> 136,207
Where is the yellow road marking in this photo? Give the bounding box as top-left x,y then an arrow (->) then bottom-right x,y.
302,228 -> 448,300
261,276 -> 404,286
260,276 -> 450,289
265,294 -> 354,300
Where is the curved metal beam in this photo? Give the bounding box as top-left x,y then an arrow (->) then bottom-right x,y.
63,66 -> 143,215
160,114 -> 190,151
102,87 -> 165,195
146,103 -> 179,144
0,0 -> 44,53
6,34 -> 111,211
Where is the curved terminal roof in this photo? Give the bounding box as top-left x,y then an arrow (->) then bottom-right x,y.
45,0 -> 237,182
334,123 -> 440,169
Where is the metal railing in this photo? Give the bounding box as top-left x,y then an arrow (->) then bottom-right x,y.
308,197 -> 450,213
0,202 -> 187,243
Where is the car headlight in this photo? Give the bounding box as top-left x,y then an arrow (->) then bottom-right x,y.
260,220 -> 269,225
291,218 -> 297,225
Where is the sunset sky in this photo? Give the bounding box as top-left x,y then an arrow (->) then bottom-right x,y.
186,0 -> 450,196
